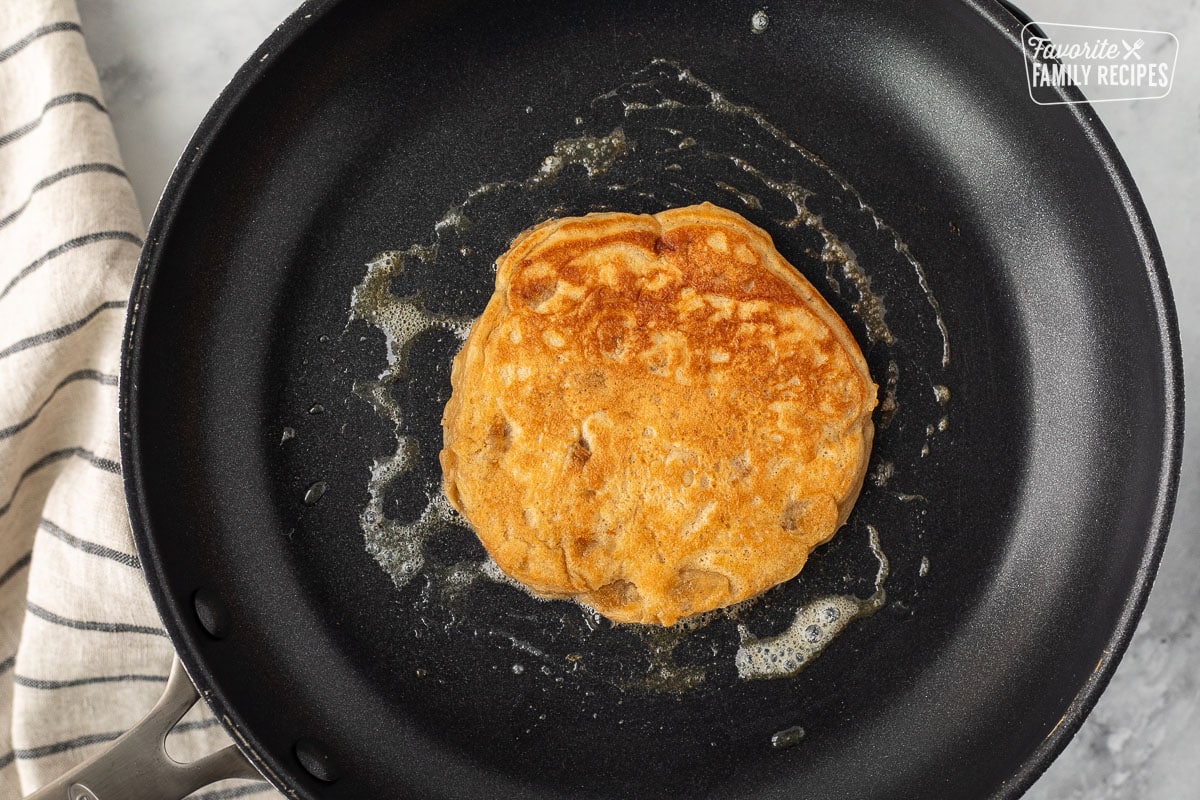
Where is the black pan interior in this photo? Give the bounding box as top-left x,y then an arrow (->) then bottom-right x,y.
122,1 -> 1181,798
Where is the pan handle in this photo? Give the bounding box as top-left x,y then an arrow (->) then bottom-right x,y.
24,657 -> 263,800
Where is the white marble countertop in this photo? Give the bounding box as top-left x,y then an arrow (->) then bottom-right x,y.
76,0 -> 1199,797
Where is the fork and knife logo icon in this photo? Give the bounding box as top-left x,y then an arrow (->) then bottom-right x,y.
1122,38 -> 1145,60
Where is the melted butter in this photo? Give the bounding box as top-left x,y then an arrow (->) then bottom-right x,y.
452,129 -> 628,215
870,460 -> 895,487
631,626 -> 707,693
349,261 -> 472,588
822,239 -> 895,347
538,129 -> 628,180
878,360 -> 900,428
349,59 -> 948,688
480,556 -> 547,600
350,251 -> 472,375
622,595 -> 761,693
735,526 -> 889,680
714,180 -> 763,210
360,448 -> 460,586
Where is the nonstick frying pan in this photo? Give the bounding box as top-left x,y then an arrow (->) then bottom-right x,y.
36,0 -> 1184,798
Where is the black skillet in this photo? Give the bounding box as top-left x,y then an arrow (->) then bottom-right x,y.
91,0 -> 1187,798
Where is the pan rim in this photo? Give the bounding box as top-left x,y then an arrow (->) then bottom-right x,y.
118,0 -> 346,793
963,0 -> 1184,794
117,0 -> 1185,797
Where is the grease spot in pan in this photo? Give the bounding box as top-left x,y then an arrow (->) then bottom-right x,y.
771,725 -> 807,750
735,526 -> 888,680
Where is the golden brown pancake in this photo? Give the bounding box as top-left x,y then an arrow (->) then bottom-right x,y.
440,202 -> 877,626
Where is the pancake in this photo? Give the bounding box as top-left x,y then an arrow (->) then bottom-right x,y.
440,202 -> 877,626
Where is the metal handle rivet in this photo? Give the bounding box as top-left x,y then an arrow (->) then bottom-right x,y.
294,738 -> 340,783
192,587 -> 232,640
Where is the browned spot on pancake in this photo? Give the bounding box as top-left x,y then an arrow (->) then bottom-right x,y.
729,452 -> 751,481
594,317 -> 631,360
594,579 -> 641,608
780,499 -> 809,531
518,277 -> 558,310
570,437 -> 592,468
573,370 -> 606,391
485,417 -> 513,453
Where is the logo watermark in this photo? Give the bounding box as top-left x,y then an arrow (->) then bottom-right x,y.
1022,23 -> 1178,105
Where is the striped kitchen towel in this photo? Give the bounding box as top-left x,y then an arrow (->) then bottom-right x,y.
0,1 -> 278,798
